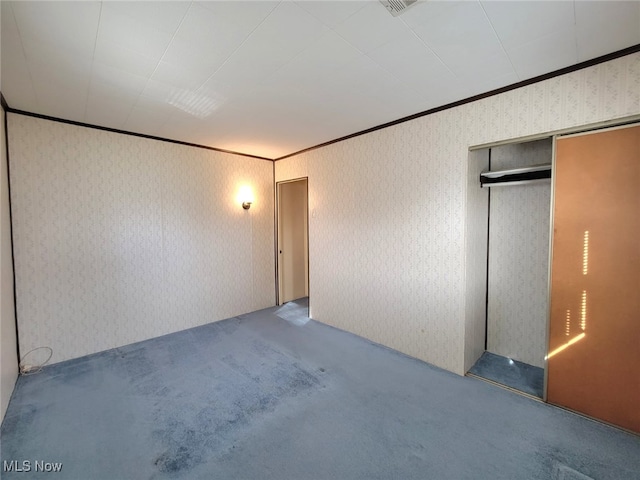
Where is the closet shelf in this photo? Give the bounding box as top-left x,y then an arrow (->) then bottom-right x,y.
480,163 -> 551,187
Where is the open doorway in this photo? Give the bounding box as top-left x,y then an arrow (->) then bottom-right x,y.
276,178 -> 309,318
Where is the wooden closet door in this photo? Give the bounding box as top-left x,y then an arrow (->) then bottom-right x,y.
548,125 -> 640,433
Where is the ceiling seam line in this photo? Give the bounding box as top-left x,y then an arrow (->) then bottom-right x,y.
478,1 -> 521,81
126,1 -> 194,128
399,16 -> 457,80
9,3 -> 40,112
83,1 -> 104,122
193,0 -> 283,93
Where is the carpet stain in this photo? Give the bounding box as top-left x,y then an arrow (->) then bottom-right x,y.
151,350 -> 321,475
275,364 -> 319,393
221,354 -> 260,382
251,339 -> 279,357
134,375 -> 172,397
115,348 -> 156,381
154,445 -> 199,474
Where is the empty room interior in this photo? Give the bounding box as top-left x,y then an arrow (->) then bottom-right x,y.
1,1 -> 639,478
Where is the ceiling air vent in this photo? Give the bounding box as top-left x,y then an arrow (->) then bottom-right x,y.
379,0 -> 419,17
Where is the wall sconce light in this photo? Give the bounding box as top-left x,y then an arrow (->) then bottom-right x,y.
238,186 -> 254,210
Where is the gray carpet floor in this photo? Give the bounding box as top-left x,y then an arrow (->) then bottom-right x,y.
468,351 -> 544,398
2,299 -> 639,479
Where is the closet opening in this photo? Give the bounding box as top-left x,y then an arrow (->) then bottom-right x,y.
466,138 -> 553,399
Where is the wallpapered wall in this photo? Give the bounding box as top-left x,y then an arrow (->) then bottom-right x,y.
1,107 -> 18,422
8,114 -> 274,364
7,52 -> 639,373
276,52 -> 640,375
487,140 -> 552,368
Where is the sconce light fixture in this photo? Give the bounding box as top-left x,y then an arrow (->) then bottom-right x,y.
238,186 -> 254,210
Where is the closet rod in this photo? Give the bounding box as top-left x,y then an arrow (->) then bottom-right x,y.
480,163 -> 551,187
482,178 -> 551,188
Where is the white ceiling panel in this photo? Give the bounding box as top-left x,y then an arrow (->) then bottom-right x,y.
85,95 -> 132,128
575,1 -> 640,61
151,61 -> 214,92
140,78 -> 176,104
89,79 -> 140,106
240,1 -> 328,61
124,106 -> 171,136
481,1 -> 575,49
21,37 -> 93,79
0,68 -> 38,112
10,1 -> 100,58
411,1 -> 505,77
0,1 -> 19,51
418,71 -> 471,108
465,70 -> 520,99
326,55 -> 409,99
26,46 -> 92,97
160,38 -> 228,75
33,80 -> 87,121
295,1 -> 368,28
333,1 -> 409,53
102,1 -> 191,34
401,0 -> 467,30
91,62 -> 148,98
0,2 -> 37,108
169,3 -> 252,57
366,29 -> 452,94
261,30 -> 362,92
507,28 -> 579,80
2,1 -> 639,159
200,2 -> 328,99
459,50 -> 516,86
159,112 -> 236,145
196,1 -> 279,32
198,68 -> 260,104
93,39 -> 159,79
97,5 -> 176,61
131,94 -> 179,116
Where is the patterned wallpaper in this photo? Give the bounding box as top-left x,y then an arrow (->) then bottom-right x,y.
276,52 -> 640,375
7,52 -> 640,373
487,140 -> 552,368
8,114 -> 274,364
275,155 -> 308,184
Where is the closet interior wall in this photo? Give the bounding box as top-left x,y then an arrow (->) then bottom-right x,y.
486,139 -> 552,368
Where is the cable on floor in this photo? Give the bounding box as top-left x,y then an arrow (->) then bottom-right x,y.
19,346 -> 53,375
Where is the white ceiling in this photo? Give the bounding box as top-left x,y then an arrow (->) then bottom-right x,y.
1,1 -> 639,159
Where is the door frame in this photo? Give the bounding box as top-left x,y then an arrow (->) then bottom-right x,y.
275,177 -> 309,306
